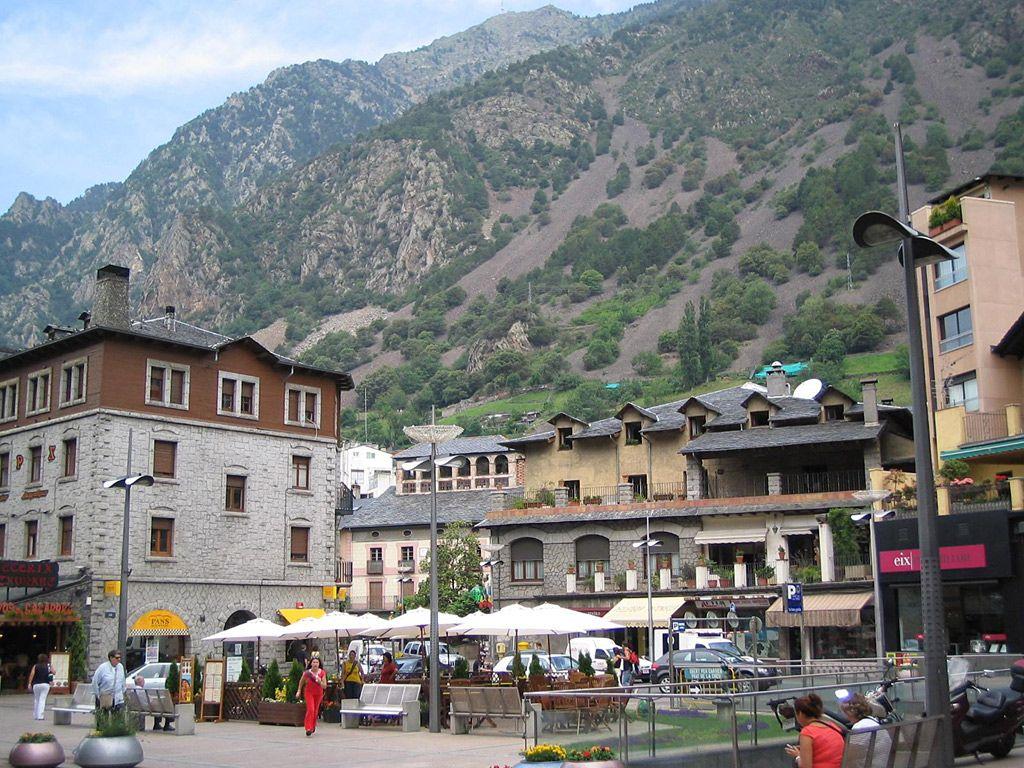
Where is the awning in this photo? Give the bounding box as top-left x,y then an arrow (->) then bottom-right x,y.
129,609 -> 189,637
279,608 -> 325,624
765,592 -> 873,628
604,597 -> 688,628
693,529 -> 767,545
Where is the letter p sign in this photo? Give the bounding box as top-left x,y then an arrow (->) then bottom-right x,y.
785,583 -> 803,614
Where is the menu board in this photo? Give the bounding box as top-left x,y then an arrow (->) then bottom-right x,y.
49,652 -> 70,691
226,656 -> 243,683
199,658 -> 225,722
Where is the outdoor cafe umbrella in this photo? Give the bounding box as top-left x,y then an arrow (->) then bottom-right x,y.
279,611 -> 388,674
533,603 -> 625,633
201,617 -> 288,671
365,606 -> 464,640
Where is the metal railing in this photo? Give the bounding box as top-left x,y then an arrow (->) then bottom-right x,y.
336,559 -> 353,584
780,469 -> 866,495
963,411 -> 1009,444
949,478 -> 1010,513
705,475 -> 768,499
649,481 -> 687,500
580,485 -> 621,505
834,553 -> 872,581
366,559 -> 384,575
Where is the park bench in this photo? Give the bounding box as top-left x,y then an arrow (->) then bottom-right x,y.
338,683 -> 420,732
449,686 -> 539,737
52,683 -> 96,725
126,687 -> 179,731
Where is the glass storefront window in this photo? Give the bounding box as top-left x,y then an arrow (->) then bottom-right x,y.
896,583 -> 1004,654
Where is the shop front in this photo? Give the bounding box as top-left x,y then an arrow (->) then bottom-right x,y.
766,590 -> 875,660
126,609 -> 190,671
876,508 -> 1023,654
0,601 -> 79,690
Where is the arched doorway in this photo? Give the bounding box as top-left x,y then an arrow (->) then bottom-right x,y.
222,610 -> 256,676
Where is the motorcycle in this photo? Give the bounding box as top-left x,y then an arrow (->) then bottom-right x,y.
945,657 -> 1024,759
768,660 -> 902,732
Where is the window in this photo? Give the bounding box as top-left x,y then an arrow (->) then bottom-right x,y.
823,404 -> 845,422
370,546 -> 383,561
225,475 -> 246,511
495,455 -> 509,475
749,410 -> 770,427
689,415 -> 707,438
59,359 -> 87,406
627,474 -> 648,500
0,523 -> 5,557
149,517 -> 174,557
218,372 -> 259,418
939,307 -> 973,353
575,534 -> 611,579
285,385 -> 320,427
400,545 -> 414,563
0,379 -> 16,423
292,455 -> 310,490
625,421 -> 643,445
475,456 -> 490,475
62,438 -> 78,477
0,451 -> 9,487
29,445 -> 42,484
146,360 -> 189,408
934,243 -> 968,290
59,516 -> 73,557
153,441 -> 177,478
945,372 -> 979,413
25,369 -> 51,415
557,427 -> 573,451
563,479 -> 581,501
511,537 -> 544,582
290,527 -> 309,563
25,520 -> 38,558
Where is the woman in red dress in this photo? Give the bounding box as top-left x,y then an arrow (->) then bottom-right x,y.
299,656 -> 327,736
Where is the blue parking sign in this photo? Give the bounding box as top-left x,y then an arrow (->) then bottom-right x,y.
785,583 -> 803,613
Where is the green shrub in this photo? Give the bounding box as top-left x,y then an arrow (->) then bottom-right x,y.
165,662 -> 180,696
578,652 -> 595,677
510,653 -> 527,680
452,657 -> 470,680
928,196 -> 962,229
529,653 -> 545,677
939,459 -> 971,481
238,659 -> 253,683
285,660 -> 303,703
94,707 -> 137,737
67,621 -> 88,682
261,659 -> 282,700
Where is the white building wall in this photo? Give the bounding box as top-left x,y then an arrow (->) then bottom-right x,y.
339,442 -> 394,497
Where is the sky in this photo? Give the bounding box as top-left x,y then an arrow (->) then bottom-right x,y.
0,0 -> 640,211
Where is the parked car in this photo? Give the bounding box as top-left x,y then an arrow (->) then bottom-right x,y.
650,648 -> 778,693
400,640 -> 464,669
492,652 -> 579,681
564,637 -> 651,680
126,662 -> 171,689
394,657 -> 424,679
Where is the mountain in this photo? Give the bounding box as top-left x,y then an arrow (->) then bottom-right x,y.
1,0 -> 1023,445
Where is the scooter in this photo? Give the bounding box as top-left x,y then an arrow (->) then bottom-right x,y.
768,660 -> 902,732
947,658 -> 1024,760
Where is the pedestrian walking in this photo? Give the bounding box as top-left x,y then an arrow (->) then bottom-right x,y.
27,653 -> 53,720
379,652 -> 397,684
617,644 -> 638,689
298,657 -> 327,736
341,649 -> 363,700
92,649 -> 127,711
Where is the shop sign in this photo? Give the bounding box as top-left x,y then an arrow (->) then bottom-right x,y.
879,544 -> 987,574
0,559 -> 58,589
0,601 -> 76,623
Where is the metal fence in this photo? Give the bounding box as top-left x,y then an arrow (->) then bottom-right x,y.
949,479 -> 1011,513
780,469 -> 866,495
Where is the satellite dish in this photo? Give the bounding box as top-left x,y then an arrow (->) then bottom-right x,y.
726,610 -> 740,630
793,378 -> 824,400
705,611 -> 721,630
682,611 -> 698,629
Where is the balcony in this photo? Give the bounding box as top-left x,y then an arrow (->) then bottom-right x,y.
366,559 -> 384,575
779,469 -> 866,495
397,559 -> 415,573
336,559 -> 353,584
963,411 -> 1009,444
950,478 -> 1011,513
400,474 -> 513,494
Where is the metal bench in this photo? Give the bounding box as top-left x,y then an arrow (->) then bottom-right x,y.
52,683 -> 96,725
126,688 -> 179,731
338,683 -> 420,732
449,686 -> 538,737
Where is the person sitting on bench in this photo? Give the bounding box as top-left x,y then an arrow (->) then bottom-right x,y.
135,675 -> 174,731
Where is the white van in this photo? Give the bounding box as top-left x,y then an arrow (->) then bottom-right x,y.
566,637 -> 620,673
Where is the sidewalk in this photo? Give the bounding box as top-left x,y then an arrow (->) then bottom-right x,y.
0,694 -> 525,768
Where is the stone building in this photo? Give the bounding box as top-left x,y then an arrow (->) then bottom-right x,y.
0,265 -> 352,679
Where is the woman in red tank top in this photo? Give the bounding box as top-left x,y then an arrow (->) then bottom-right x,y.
784,693 -> 846,768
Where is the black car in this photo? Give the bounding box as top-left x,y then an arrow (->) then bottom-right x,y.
650,648 -> 778,693
394,657 -> 424,679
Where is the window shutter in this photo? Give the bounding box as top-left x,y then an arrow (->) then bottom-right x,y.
511,538 -> 543,561
153,441 -> 176,477
291,527 -> 309,561
170,369 -> 185,404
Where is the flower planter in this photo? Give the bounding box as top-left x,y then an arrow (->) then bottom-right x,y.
74,736 -> 143,768
514,762 -> 563,768
928,218 -> 961,237
756,577 -> 769,586
564,762 -> 625,768
10,741 -> 65,768
257,701 -> 305,726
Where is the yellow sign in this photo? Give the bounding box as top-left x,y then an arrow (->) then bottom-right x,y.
129,609 -> 189,636
322,585 -> 338,600
279,608 -> 325,624
104,581 -> 121,596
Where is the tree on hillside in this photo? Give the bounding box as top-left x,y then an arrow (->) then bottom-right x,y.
404,521 -> 482,616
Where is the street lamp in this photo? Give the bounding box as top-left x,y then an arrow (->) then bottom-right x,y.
633,516 -> 660,663
852,121 -> 958,768
103,471 -> 154,663
402,418 -> 463,734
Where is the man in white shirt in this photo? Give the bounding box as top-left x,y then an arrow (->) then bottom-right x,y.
92,649 -> 126,710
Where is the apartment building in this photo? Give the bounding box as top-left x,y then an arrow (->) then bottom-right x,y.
339,441 -> 394,498
0,265 -> 352,676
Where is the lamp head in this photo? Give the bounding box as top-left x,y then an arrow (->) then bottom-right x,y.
897,237 -> 960,267
852,211 -> 918,248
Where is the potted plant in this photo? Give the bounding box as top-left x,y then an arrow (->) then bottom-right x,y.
10,733 -> 65,768
777,546 -> 787,561
67,621 -> 88,693
257,659 -> 305,726
928,195 -> 962,235
680,564 -> 696,589
583,495 -> 602,505
165,662 -> 180,703
755,563 -> 775,586
321,698 -> 342,723
577,652 -> 595,678
564,745 -> 623,768
516,744 -> 567,768
74,709 -> 143,768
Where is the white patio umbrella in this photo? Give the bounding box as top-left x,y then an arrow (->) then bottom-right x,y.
533,603 -> 625,633
366,606 -> 464,639
202,617 -> 288,671
279,612 -> 388,673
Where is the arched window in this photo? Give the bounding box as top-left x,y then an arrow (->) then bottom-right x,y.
456,456 -> 471,477
495,455 -> 509,475
475,456 -> 490,476
645,532 -> 681,576
223,610 -> 257,671
510,537 -> 544,582
575,535 -> 610,579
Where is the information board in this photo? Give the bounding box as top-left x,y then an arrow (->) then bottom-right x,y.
226,656 -> 243,682
49,651 -> 70,692
199,658 -> 225,722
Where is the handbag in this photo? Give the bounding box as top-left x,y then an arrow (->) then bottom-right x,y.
99,692 -> 114,709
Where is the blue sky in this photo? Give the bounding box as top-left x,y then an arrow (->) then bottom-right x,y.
0,1 -> 640,211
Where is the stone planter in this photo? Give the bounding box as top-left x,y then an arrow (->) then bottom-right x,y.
928,218 -> 961,237
257,700 -> 305,726
513,762 -> 563,768
9,741 -> 66,768
564,762 -> 625,768
73,736 -> 143,768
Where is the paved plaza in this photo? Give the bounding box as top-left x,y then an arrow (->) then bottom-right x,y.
0,695 -> 525,768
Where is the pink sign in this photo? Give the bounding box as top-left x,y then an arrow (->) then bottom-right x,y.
879,544 -> 987,573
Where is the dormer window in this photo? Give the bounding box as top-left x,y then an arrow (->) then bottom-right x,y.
557,427 -> 573,451
625,421 -> 643,445
689,415 -> 706,438
749,410 -> 770,427
823,404 -> 845,422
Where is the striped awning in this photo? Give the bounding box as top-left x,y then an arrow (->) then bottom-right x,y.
129,609 -> 189,637
765,592 -> 873,628
693,528 -> 767,545
603,597 -> 689,628
279,608 -> 325,624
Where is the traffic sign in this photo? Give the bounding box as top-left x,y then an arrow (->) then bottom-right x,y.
785,583 -> 804,613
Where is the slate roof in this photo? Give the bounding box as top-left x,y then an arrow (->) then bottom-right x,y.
640,398 -> 689,434
681,421 -> 884,455
131,317 -> 232,349
342,487 -> 502,530
768,397 -> 824,425
569,417 -> 623,440
500,431 -> 555,449
393,435 -> 514,460
994,310 -> 1024,357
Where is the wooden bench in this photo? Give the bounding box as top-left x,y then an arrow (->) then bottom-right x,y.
52,683 -> 96,725
126,688 -> 179,731
338,683 -> 420,732
449,686 -> 539,737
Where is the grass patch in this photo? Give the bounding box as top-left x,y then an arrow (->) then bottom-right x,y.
842,350 -> 904,376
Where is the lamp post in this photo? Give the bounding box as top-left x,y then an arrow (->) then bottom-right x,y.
852,121 -> 959,768
633,516 -> 661,662
403,418 -> 463,734
103,432 -> 154,663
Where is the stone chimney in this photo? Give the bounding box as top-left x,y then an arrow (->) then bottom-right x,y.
163,305 -> 176,331
861,377 -> 879,426
92,264 -> 131,329
78,311 -> 91,330
765,361 -> 789,398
